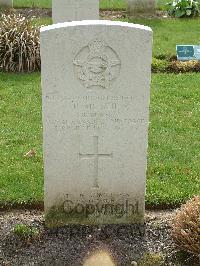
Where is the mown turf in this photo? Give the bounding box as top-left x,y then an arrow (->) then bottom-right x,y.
0,73 -> 199,207
128,18 -> 200,57
147,73 -> 200,206
14,0 -> 51,8
13,0 -> 170,10
34,17 -> 200,58
0,73 -> 43,205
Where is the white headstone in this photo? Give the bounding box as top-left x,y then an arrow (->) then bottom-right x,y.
0,0 -> 12,7
41,20 -> 152,227
128,0 -> 155,15
52,0 -> 99,24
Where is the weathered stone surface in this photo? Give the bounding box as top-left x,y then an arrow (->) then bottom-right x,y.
0,0 -> 12,7
41,20 -> 152,227
52,0 -> 99,23
128,0 -> 156,15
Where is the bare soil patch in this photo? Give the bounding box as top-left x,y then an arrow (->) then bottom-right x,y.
0,8 -> 168,20
0,209 -> 198,265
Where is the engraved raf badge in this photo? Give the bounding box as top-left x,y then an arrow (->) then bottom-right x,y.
74,39 -> 121,89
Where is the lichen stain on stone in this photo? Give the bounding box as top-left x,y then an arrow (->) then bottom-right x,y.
45,202 -> 144,228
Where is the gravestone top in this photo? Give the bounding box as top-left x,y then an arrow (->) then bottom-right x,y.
41,20 -> 152,227
128,0 -> 155,15
41,20 -> 152,32
52,0 -> 99,23
176,45 -> 200,61
0,0 -> 13,7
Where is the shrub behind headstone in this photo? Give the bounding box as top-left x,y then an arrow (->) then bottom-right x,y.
172,196 -> 200,256
167,0 -> 200,18
0,13 -> 40,72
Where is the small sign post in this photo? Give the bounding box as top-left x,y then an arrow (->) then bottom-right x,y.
176,45 -> 200,61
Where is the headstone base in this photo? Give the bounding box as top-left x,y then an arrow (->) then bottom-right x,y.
45,193 -> 144,228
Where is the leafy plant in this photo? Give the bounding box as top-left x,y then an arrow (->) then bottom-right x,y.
0,12 -> 40,72
13,223 -> 40,242
171,196 -> 200,256
138,253 -> 165,266
152,58 -> 170,73
166,0 -> 200,17
170,59 -> 200,72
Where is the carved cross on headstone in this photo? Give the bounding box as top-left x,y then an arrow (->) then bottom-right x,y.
79,136 -> 113,188
182,47 -> 191,55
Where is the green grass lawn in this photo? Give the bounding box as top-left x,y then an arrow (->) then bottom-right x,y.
35,17 -> 200,58
1,0 -> 200,209
13,0 -> 169,10
129,18 -> 200,57
0,73 -> 199,208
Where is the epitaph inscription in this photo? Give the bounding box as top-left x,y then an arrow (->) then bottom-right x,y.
45,95 -> 146,131
74,39 -> 121,89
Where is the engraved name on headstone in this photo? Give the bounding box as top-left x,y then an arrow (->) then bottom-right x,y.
41,21 -> 152,227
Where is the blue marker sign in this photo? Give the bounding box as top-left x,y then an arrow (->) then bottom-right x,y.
176,45 -> 200,61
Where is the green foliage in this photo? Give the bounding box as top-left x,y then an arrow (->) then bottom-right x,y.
13,0 -> 170,10
152,58 -> 200,73
138,253 -> 165,266
122,18 -> 200,58
0,12 -> 40,72
166,0 -> 200,17
14,0 -> 51,8
147,73 -> 200,207
0,8 -> 200,208
172,196 -> 200,256
13,224 -> 39,241
34,16 -> 200,59
170,60 -> 200,73
0,73 -> 43,205
0,73 -> 199,207
152,58 -> 170,72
